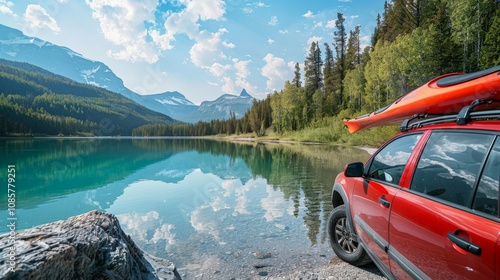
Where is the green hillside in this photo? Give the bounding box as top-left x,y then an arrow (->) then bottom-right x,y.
0,59 -> 176,136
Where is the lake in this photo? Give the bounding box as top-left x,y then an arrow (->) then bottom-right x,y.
0,138 -> 372,278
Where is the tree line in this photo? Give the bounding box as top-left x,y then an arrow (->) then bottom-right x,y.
134,0 -> 500,139
0,60 -> 174,136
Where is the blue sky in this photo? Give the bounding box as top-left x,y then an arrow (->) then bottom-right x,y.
0,0 -> 385,104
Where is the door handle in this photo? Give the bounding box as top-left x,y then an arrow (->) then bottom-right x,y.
447,232 -> 481,256
378,196 -> 390,208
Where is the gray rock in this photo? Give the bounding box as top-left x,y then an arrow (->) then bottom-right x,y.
0,210 -> 181,280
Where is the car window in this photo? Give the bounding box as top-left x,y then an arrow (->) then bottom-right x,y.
473,138 -> 500,217
410,132 -> 495,207
367,134 -> 422,185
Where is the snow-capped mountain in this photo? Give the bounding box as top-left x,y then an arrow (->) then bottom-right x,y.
0,24 -> 127,95
140,91 -> 198,121
0,24 -> 253,123
182,89 -> 254,123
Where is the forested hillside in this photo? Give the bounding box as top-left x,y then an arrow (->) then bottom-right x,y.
134,0 -> 500,145
0,59 -> 175,136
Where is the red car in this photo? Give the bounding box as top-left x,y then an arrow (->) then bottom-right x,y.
328,108 -> 500,279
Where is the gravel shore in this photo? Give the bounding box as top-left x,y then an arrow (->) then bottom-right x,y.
179,253 -> 386,280
259,258 -> 386,280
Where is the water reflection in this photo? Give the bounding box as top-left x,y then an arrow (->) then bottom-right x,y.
0,138 -> 370,278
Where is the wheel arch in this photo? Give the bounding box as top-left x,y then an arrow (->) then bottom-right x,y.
331,183 -> 357,237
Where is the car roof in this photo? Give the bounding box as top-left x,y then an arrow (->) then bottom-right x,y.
400,105 -> 500,133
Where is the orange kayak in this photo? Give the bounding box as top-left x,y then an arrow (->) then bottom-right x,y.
343,65 -> 500,133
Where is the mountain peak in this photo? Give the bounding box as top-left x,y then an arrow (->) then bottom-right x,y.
239,89 -> 252,98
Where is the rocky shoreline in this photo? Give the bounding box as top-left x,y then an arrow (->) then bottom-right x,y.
0,210 -> 181,280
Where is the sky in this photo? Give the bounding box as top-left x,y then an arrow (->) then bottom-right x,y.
0,0 -> 386,105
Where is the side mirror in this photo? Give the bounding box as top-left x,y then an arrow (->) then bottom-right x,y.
344,162 -> 364,177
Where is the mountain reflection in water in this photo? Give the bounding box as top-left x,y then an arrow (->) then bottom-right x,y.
0,138 -> 371,278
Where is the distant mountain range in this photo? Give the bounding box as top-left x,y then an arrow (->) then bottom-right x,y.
0,24 -> 253,123
0,59 -> 175,136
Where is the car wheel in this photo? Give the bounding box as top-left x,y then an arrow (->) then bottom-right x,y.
328,205 -> 371,266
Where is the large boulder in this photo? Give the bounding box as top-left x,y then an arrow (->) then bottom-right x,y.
0,210 -> 181,280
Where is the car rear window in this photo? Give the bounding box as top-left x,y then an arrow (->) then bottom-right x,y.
410,132 -> 495,208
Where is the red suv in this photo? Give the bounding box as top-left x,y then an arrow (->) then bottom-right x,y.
328,108 -> 500,279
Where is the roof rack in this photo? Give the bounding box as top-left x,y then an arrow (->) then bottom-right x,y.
400,99 -> 500,132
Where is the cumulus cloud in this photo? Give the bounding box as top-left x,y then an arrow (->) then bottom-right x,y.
208,58 -> 257,96
152,0 -> 226,51
210,62 -> 231,77
261,53 -> 292,91
24,4 -> 61,33
189,28 -> 233,69
85,0 -> 158,63
0,0 -> 15,17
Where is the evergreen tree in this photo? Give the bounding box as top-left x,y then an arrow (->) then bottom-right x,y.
323,43 -> 336,115
292,62 -> 302,88
346,25 -> 361,70
479,6 -> 500,68
334,12 -> 347,109
304,42 -> 323,121
371,13 -> 382,47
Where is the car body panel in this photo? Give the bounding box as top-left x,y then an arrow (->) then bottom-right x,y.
351,178 -> 398,270
389,190 -> 499,279
331,119 -> 500,280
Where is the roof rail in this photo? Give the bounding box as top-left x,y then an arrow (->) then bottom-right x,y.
400,99 -> 500,132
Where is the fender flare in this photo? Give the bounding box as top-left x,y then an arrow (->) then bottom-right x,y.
331,183 -> 357,239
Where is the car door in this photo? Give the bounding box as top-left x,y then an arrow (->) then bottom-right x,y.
350,133 -> 423,270
388,131 -> 500,279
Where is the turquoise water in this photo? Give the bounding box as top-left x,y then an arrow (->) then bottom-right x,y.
0,138 -> 371,278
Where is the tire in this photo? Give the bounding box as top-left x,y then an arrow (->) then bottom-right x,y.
327,205 -> 372,266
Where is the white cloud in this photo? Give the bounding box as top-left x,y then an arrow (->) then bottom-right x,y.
255,2 -> 268,8
233,59 -> 251,80
154,0 -> 226,50
24,4 -> 61,33
261,53 -> 291,91
221,76 -> 236,94
210,62 -> 231,77
307,36 -> 323,45
152,0 -> 235,84
186,0 -> 225,21
85,0 -> 158,63
210,59 -> 255,95
303,10 -> 314,18
326,19 -> 337,29
267,38 -> 274,44
0,0 -> 15,17
189,28 -> 232,69
268,16 -> 278,26
278,29 -> 288,34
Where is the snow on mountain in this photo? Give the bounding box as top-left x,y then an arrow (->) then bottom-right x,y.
0,24 -> 123,94
180,89 -> 254,123
140,91 -> 198,120
0,24 -> 254,123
